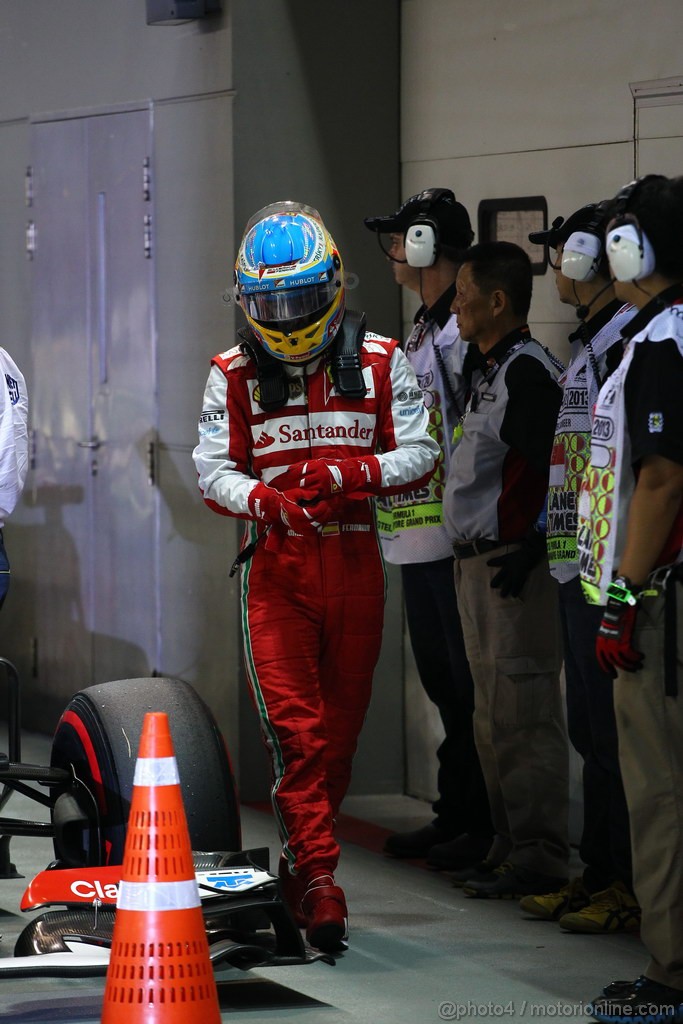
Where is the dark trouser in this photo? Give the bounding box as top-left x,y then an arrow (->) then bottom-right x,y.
0,530 -> 9,611
455,550 -> 569,877
401,557 -> 492,839
559,575 -> 632,891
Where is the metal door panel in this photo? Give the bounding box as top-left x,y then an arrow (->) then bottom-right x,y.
31,119 -> 94,690
30,109 -> 157,697
87,111 -> 157,680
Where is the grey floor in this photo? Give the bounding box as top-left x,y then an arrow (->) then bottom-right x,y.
0,734 -> 646,1023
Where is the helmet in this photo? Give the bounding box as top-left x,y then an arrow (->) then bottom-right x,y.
234,201 -> 345,363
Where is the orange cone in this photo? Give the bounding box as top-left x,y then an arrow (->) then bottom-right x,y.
101,712 -> 221,1024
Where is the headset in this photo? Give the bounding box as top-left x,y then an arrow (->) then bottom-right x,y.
605,176 -> 664,282
404,188 -> 459,269
560,202 -> 610,283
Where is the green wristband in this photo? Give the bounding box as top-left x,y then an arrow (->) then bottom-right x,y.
607,576 -> 641,607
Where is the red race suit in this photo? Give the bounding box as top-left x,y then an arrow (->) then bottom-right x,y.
193,328 -> 438,882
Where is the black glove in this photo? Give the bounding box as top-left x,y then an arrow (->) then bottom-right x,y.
487,531 -> 546,598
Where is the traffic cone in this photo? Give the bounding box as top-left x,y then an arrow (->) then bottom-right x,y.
101,712 -> 221,1024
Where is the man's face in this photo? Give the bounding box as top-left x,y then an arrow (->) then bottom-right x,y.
451,263 -> 492,345
550,243 -> 577,305
386,233 -> 422,290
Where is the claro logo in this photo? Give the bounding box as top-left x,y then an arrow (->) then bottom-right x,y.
70,879 -> 119,900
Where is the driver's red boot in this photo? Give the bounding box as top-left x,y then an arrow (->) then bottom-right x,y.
301,874 -> 348,952
278,854 -> 307,927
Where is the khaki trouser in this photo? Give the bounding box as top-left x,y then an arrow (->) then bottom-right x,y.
454,548 -> 569,877
614,579 -> 683,989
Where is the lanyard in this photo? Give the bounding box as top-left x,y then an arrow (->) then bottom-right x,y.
468,338 -> 529,412
452,338 -> 529,444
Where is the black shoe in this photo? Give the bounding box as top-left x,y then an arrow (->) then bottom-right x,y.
463,861 -> 568,900
451,860 -> 498,888
602,981 -> 639,998
589,976 -> 683,1023
383,823 -> 451,859
427,833 -> 493,871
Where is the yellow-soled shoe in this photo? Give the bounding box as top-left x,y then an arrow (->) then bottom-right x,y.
519,876 -> 590,921
559,880 -> 641,933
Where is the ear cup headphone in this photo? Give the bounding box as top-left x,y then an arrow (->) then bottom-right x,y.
404,187 -> 456,269
561,204 -> 609,282
605,177 -> 662,282
606,215 -> 656,282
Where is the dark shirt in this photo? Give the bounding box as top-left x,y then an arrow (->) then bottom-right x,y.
470,326 -> 562,477
623,285 -> 683,469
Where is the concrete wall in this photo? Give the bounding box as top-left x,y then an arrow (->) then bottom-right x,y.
398,0 -> 683,808
0,1 -> 403,801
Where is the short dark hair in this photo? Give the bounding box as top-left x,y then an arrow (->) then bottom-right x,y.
461,241 -> 533,318
607,175 -> 683,280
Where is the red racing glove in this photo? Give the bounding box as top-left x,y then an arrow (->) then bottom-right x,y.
595,576 -> 645,677
247,481 -> 331,533
291,457 -> 382,500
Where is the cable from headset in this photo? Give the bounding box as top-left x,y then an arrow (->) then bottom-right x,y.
576,317 -> 603,391
540,345 -> 566,375
432,327 -> 464,421
416,271 -> 465,422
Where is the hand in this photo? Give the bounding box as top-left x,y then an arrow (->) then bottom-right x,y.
596,580 -> 644,676
248,481 -> 331,533
291,457 -> 381,499
487,533 -> 545,598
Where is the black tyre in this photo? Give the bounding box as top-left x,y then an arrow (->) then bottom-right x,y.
50,676 -> 241,866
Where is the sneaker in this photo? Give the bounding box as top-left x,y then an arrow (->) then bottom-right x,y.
463,861 -> 568,900
301,875 -> 348,953
278,854 -> 307,928
589,976 -> 683,1023
451,860 -> 498,888
427,833 -> 493,871
560,881 -> 641,934
519,877 -> 590,921
383,823 -> 451,859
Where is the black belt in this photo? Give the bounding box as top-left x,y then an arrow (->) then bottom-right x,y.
452,538 -> 504,560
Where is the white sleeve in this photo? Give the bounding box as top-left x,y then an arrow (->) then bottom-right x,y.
192,363 -> 258,516
375,346 -> 440,491
0,350 -> 29,524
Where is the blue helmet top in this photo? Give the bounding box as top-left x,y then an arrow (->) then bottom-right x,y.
234,201 -> 346,363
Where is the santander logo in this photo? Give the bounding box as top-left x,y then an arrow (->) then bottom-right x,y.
253,430 -> 276,450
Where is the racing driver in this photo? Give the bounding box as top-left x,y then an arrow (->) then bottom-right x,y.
193,201 -> 439,953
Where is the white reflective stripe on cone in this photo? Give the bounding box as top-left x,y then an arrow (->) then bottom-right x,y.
133,756 -> 181,787
118,879 -> 201,911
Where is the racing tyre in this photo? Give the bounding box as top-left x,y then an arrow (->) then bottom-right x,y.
50,676 -> 241,867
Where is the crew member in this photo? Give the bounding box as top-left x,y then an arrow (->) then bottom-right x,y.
0,347 -> 28,609
519,204 -> 638,933
578,175 -> 683,1024
443,241 -> 570,898
364,188 -> 492,871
